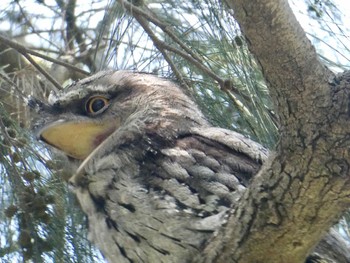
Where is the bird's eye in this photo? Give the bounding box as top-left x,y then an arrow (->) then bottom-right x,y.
85,96 -> 109,115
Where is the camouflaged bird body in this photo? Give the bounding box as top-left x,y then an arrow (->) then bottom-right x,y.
34,71 -> 350,263
74,126 -> 266,263
35,71 -> 266,262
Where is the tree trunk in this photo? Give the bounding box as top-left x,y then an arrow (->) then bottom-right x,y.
202,1 -> 350,262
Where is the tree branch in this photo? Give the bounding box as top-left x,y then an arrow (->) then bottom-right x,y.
226,0 -> 333,128
0,34 -> 90,77
199,1 -> 350,262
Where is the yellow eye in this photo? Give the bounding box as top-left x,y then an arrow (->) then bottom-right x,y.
85,96 -> 109,115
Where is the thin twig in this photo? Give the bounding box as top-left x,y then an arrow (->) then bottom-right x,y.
15,1 -> 61,51
120,0 -> 226,86
21,52 -> 63,91
0,72 -> 30,102
121,1 -> 201,59
134,15 -> 190,90
0,34 -> 90,77
120,0 -> 253,103
64,0 -> 96,72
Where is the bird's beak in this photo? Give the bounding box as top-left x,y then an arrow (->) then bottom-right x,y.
38,120 -> 119,160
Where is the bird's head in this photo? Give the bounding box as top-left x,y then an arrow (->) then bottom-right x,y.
33,71 -> 208,161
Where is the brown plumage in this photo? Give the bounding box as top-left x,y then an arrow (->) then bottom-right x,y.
33,71 -> 349,263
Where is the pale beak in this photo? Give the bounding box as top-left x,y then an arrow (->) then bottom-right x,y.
39,119 -> 119,160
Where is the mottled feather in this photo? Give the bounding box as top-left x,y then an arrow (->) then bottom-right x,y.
34,71 -> 349,263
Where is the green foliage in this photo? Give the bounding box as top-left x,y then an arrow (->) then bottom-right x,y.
0,101 -> 102,262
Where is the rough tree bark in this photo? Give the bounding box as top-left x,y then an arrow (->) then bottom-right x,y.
201,1 -> 350,262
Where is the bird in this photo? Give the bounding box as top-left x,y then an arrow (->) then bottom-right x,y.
32,70 -> 350,263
